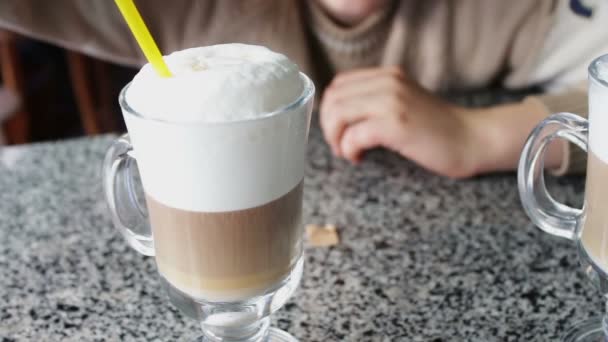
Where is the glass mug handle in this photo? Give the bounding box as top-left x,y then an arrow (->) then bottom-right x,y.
102,134 -> 155,256
518,112 -> 588,240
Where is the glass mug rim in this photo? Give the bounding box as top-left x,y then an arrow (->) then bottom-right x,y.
118,71 -> 315,126
589,53 -> 608,89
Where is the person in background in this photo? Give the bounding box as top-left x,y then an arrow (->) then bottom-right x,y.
0,0 -> 606,178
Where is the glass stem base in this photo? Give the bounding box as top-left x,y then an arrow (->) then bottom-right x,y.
199,317 -> 270,341
196,321 -> 298,342
195,326 -> 297,342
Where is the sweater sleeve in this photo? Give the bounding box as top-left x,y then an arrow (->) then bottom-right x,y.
0,0 -> 313,73
525,0 -> 608,93
512,0 -> 608,175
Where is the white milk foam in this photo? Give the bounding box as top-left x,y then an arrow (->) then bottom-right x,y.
122,44 -> 310,212
589,56 -> 608,163
126,44 -> 303,122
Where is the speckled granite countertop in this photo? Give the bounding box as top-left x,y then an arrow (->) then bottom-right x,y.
0,125 -> 599,341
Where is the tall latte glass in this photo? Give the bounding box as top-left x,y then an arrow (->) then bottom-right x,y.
102,45 -> 314,342
519,54 -> 608,342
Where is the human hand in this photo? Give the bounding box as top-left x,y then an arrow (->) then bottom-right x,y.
320,66 -> 479,179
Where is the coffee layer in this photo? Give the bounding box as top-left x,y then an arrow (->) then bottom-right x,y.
581,150 -> 608,271
148,182 -> 303,301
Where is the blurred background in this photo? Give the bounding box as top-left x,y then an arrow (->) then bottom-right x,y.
0,29 -> 541,147
0,30 -> 137,145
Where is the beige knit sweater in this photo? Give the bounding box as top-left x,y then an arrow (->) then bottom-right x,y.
1,0 -> 606,173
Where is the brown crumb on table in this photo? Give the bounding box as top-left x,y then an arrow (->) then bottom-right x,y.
306,224 -> 339,247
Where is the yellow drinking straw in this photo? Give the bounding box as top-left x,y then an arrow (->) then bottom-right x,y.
114,0 -> 172,77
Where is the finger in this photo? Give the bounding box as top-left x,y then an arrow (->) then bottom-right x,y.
319,92 -> 344,155
321,70 -> 407,157
321,92 -> 401,158
330,66 -> 406,87
319,96 -> 370,157
319,105 -> 344,156
340,117 -> 394,163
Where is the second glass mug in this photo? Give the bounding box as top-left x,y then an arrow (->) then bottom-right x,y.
518,54 -> 608,342
103,73 -> 314,342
